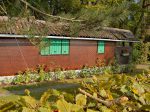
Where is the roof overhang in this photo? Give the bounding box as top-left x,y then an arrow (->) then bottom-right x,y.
0,34 -> 139,42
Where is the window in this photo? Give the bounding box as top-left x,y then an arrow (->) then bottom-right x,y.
40,39 -> 69,55
98,41 -> 105,53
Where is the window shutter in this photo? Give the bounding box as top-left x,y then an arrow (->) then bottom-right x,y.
50,39 -> 54,54
40,38 -> 50,55
98,41 -> 105,53
50,39 -> 61,54
41,39 -> 70,55
62,39 -> 69,54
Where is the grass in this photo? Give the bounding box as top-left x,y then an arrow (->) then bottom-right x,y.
0,78 -> 83,106
0,76 -> 104,105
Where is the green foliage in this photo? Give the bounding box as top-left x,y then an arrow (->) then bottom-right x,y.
79,66 -> 107,78
1,73 -> 150,111
37,65 -> 47,82
57,99 -> 83,112
0,90 -> 52,112
54,68 -> 66,80
60,0 -> 81,13
0,89 -> 96,112
81,74 -> 150,111
0,0 -> 149,43
131,43 -> 142,64
103,67 -> 113,75
124,63 -> 136,73
131,42 -> 150,64
75,94 -> 87,106
12,73 -> 24,85
9,64 -> 133,85
11,65 -> 53,84
65,70 -> 78,79
111,58 -> 121,74
80,66 -> 93,78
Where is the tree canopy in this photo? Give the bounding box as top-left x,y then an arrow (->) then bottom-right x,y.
0,0 -> 149,41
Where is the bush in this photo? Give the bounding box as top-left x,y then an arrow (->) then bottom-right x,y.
54,68 -> 66,80
79,66 -> 93,78
132,42 -> 150,64
65,70 -> 78,79
111,58 -> 122,74
103,67 -> 113,75
1,74 -> 150,112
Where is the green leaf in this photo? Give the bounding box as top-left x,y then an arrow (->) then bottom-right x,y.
99,89 -> 107,98
99,106 -> 113,112
140,105 -> 150,111
71,104 -> 83,112
0,102 -> 16,111
24,89 -> 30,96
145,93 -> 150,105
122,108 -> 128,112
22,107 -> 35,112
120,85 -> 128,93
19,96 -> 37,109
93,92 -> 97,98
51,89 -> 61,96
76,94 -> 87,106
139,96 -> 146,105
87,109 -> 99,112
57,99 -> 71,112
87,102 -> 96,108
40,90 -> 51,106
132,82 -> 145,95
57,99 -> 82,112
38,107 -> 52,112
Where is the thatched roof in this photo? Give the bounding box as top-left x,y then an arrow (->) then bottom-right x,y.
0,16 -> 138,41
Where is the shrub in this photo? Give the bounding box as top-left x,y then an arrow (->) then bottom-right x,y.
132,42 -> 150,64
12,73 -> 24,85
103,67 -> 112,75
124,63 -> 136,73
89,66 -> 101,75
1,74 -> 150,112
65,70 -> 78,79
111,58 -> 121,74
79,66 -> 93,78
54,68 -> 66,80
80,74 -> 150,111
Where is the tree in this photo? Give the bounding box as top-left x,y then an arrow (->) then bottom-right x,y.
0,0 -> 149,40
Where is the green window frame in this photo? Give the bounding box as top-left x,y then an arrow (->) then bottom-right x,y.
50,39 -> 62,54
62,39 -> 69,54
40,38 -> 50,55
98,41 -> 105,53
40,39 -> 69,55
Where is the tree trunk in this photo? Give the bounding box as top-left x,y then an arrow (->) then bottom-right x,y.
133,0 -> 146,40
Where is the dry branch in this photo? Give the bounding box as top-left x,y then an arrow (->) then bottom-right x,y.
79,88 -> 128,107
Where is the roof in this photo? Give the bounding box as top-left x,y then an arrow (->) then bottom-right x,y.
0,16 -> 138,42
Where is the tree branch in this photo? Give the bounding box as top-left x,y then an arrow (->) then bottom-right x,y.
20,0 -> 84,22
0,3 -> 7,15
143,4 -> 150,8
79,88 -> 128,107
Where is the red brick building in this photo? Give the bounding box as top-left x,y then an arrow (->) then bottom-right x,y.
0,16 -> 138,75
